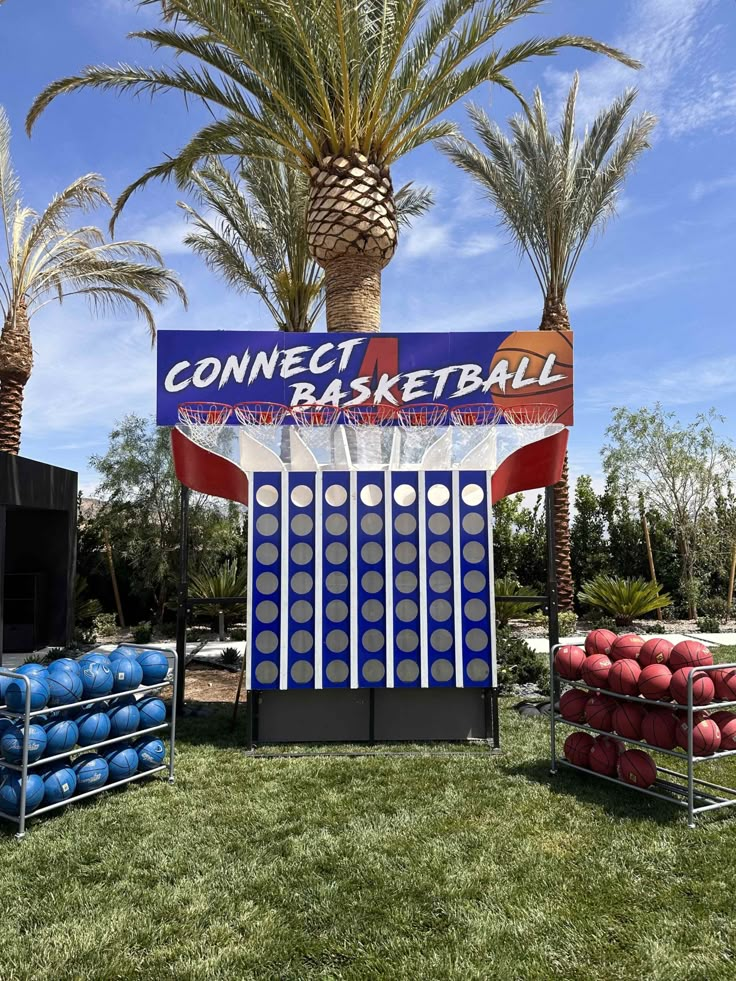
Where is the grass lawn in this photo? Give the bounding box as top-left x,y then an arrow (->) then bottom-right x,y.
1,651 -> 736,979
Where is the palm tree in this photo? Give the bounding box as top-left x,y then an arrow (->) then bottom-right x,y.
0,107 -> 186,455
181,156 -> 432,332
27,0 -> 638,334
440,76 -> 655,608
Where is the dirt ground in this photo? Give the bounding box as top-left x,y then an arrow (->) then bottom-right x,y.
185,662 -> 242,703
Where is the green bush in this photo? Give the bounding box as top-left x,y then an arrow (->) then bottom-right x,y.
578,576 -> 671,626
496,628 -> 548,693
131,621 -> 152,644
640,622 -> 663,634
699,597 -> 730,622
494,577 -> 542,626
524,610 -> 577,636
586,613 -> 617,631
157,620 -> 177,639
697,615 -> 720,634
74,624 -> 96,645
44,647 -> 67,663
93,613 -> 117,638
220,646 -> 240,666
229,627 -> 247,642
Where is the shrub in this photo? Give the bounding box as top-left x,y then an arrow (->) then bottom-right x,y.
697,615 -> 720,634
494,577 -> 542,626
220,646 -> 240,666
639,622 -> 662,634
22,654 -> 45,665
93,613 -> 117,638
157,620 -> 177,639
44,647 -> 67,663
699,597 -> 730,622
131,621 -> 152,644
523,610 -> 577,636
578,576 -> 671,626
74,624 -> 96,645
229,627 -> 248,642
496,628 -> 548,693
586,613 -> 617,631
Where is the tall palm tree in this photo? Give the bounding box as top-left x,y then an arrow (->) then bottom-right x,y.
181,156 -> 432,332
27,0 -> 638,334
440,76 -> 656,608
0,106 -> 186,455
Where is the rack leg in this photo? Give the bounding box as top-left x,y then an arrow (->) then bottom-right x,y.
687,681 -> 695,828
549,645 -> 557,775
168,652 -> 177,785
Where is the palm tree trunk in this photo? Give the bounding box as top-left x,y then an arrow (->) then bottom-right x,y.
0,300 -> 33,455
539,290 -> 574,611
324,256 -> 382,332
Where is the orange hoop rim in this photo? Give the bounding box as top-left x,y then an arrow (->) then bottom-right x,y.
395,402 -> 448,428
342,403 -> 398,427
502,402 -> 558,426
178,401 -> 233,426
450,402 -> 504,426
233,401 -> 290,426
290,403 -> 341,427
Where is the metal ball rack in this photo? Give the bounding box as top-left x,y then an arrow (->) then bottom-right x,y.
0,645 -> 177,840
549,648 -> 736,828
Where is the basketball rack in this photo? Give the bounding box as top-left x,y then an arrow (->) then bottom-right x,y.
549,652 -> 736,828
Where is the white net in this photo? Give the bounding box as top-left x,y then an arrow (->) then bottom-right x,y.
396,404 -> 451,470
342,404 -> 398,469
178,402 -> 232,451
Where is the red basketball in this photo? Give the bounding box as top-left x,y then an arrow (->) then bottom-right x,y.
559,688 -> 589,723
612,701 -> 647,740
712,668 -> 736,702
618,749 -> 657,788
589,735 -> 625,776
670,640 -> 713,671
585,693 -> 617,732
582,655 -> 612,689
639,664 -> 672,701
608,659 -> 642,696
675,717 -> 721,755
711,711 -> 736,750
670,667 -> 715,706
640,708 -> 678,750
564,731 -> 594,767
554,645 -> 587,681
639,637 -> 673,667
610,633 -> 644,662
585,629 -> 617,657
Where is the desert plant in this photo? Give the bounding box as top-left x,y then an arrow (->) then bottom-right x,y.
44,647 -> 67,663
190,560 -> 246,640
0,107 -> 186,453
131,621 -> 152,644
441,76 -> 654,612
28,1 -> 637,332
494,576 -> 542,626
578,575 -> 671,626
220,646 -> 240,666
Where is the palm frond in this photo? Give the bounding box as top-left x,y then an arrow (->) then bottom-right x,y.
27,0 -> 639,216
440,78 -> 655,298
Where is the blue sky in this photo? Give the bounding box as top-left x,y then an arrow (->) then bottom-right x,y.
0,0 -> 734,494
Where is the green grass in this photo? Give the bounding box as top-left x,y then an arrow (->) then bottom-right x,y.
1,662 -> 736,980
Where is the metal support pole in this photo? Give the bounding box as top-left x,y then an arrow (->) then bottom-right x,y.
369,689 -> 375,744
545,485 -> 560,703
687,671 -> 695,828
175,485 -> 190,713
549,644 -> 558,775
168,651 -> 178,784
488,687 -> 500,751
17,676 -> 31,841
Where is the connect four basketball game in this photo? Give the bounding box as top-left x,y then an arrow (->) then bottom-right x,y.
158,329 -> 572,746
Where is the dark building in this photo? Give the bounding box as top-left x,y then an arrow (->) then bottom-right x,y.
0,454 -> 77,658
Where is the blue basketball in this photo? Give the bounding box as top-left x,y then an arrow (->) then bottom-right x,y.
111,656 -> 143,693
135,737 -> 166,771
104,744 -> 138,781
73,754 -> 109,792
137,697 -> 167,730
75,710 -> 111,747
1,723 -> 47,764
42,764 -> 77,804
137,650 -> 169,685
6,676 -> 49,712
0,717 -> 14,741
0,773 -> 44,814
81,661 -> 114,698
79,652 -> 111,668
113,645 -> 141,660
47,668 -> 83,707
48,658 -> 82,679
43,718 -> 79,756
17,662 -> 48,679
108,701 -> 140,737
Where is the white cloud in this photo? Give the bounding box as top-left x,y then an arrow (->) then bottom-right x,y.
456,233 -> 502,258
546,0 -> 736,139
400,220 -> 501,262
581,354 -> 736,411
690,173 -> 736,201
130,212 -> 191,256
401,220 -> 451,259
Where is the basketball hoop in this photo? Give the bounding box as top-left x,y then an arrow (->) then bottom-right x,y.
342,403 -> 398,470
394,403 -> 450,469
290,404 -> 341,427
178,402 -> 232,451
450,403 -> 503,427
342,404 -> 398,427
234,401 -> 290,426
502,403 -> 557,426
396,403 -> 448,428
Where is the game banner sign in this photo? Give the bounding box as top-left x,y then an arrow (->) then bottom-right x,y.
156,329 -> 573,425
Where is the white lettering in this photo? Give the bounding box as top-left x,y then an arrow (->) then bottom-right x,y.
309,342 -> 337,375
336,337 -> 366,371
402,370 -> 433,403
321,378 -> 347,405
344,376 -> 372,406
192,357 -> 221,388
164,360 -> 192,393
454,364 -> 483,398
289,383 -> 317,406
281,345 -> 311,379
248,345 -> 280,383
219,351 -> 251,388
538,354 -> 566,387
483,359 -> 513,394
511,356 -> 539,390
432,365 -> 461,399
372,373 -> 401,405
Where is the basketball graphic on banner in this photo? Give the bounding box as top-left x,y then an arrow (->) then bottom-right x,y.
488,332 -> 573,424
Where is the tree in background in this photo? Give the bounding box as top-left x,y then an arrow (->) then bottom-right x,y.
603,405 -> 736,618
570,476 -> 609,591
28,0 -> 636,333
440,76 -> 654,611
82,415 -> 245,626
492,493 -> 546,589
0,107 -> 185,454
